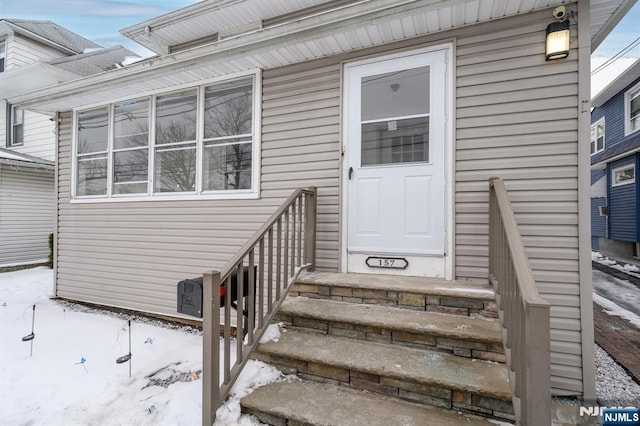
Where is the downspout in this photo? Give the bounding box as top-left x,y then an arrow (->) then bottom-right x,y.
577,0 -> 597,404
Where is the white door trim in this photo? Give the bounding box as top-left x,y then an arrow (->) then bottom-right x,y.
339,43 -> 454,279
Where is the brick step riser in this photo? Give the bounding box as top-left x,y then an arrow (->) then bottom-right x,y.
291,283 -> 498,318
274,313 -> 506,364
251,351 -> 515,422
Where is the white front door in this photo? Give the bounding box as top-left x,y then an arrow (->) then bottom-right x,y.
344,49 -> 448,277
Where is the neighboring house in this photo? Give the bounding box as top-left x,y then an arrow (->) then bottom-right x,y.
590,59 -> 640,256
7,0 -> 633,409
0,19 -> 136,267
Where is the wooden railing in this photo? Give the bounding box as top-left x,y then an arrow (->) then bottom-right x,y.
488,177 -> 551,425
201,187 -> 317,426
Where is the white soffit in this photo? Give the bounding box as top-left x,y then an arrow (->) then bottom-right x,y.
11,0 -> 632,114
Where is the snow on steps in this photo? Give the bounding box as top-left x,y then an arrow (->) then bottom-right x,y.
242,272 -> 514,424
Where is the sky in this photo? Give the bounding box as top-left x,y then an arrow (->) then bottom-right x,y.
0,267 -> 284,425
1,0 -> 639,59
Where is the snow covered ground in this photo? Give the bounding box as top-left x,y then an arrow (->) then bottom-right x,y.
3,265 -> 639,425
0,267 -> 281,426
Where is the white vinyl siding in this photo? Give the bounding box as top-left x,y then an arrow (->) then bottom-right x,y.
53,8 -> 582,395
6,34 -> 64,70
6,110 -> 57,161
0,165 -> 55,266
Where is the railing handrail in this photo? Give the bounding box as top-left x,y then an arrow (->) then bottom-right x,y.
219,187 -> 316,281
489,177 -> 548,307
202,186 -> 317,426
489,177 -> 551,426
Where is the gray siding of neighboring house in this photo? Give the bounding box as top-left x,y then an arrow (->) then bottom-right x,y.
0,164 -> 55,266
54,8 -> 582,395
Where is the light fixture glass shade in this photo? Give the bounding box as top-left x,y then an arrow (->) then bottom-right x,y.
546,20 -> 570,61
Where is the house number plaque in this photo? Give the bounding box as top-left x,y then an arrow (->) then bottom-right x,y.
365,257 -> 408,270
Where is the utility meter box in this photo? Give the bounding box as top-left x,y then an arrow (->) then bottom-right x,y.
177,277 -> 204,318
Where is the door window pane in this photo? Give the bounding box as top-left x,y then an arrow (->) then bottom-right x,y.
154,145 -> 196,192
156,90 -> 197,144
203,139 -> 252,191
114,99 -> 149,149
77,156 -> 107,196
361,67 -> 430,121
78,108 -> 108,154
362,117 -> 429,166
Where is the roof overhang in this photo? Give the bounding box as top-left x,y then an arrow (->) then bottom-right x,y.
0,20 -> 80,56
0,62 -> 79,99
0,148 -> 55,169
8,0 -> 636,115
592,58 -> 640,107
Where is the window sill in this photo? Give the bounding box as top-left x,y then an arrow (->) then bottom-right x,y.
69,190 -> 260,204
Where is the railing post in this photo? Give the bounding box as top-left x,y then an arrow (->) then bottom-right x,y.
305,186 -> 317,271
524,303 -> 551,425
203,270 -> 220,426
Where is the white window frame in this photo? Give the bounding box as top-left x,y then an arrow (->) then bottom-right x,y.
611,164 -> 635,187
71,70 -> 261,203
590,118 -> 605,155
8,105 -> 24,147
0,39 -> 5,73
624,82 -> 640,136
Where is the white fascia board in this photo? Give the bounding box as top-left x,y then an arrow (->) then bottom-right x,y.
592,59 -> 640,107
10,0 -> 445,106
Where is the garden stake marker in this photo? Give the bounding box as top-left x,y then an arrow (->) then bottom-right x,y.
116,319 -> 132,377
21,304 -> 36,356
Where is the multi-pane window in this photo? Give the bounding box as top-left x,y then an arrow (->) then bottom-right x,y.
76,108 -> 109,196
8,105 -> 24,147
627,85 -> 640,135
203,78 -> 253,191
590,119 -> 604,155
155,90 -> 197,193
74,74 -> 258,199
0,41 -> 5,73
612,164 -> 635,187
113,99 -> 150,194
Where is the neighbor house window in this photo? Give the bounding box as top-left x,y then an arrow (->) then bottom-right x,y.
74,73 -> 259,200
626,83 -> 640,135
8,105 -> 24,147
590,118 -> 605,155
612,164 -> 635,187
0,40 -> 5,72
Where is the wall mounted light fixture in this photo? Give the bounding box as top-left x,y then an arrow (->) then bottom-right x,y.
545,19 -> 570,61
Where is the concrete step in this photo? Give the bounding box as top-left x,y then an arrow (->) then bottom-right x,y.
292,272 -> 497,317
275,297 -> 505,363
253,330 -> 514,420
241,379 -> 498,426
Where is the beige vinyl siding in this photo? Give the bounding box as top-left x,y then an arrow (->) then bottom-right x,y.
54,64 -> 342,315
6,34 -> 65,70
454,11 -> 581,395
54,8 -> 582,395
0,164 -> 55,266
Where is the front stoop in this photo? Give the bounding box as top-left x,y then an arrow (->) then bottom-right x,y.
242,272 -> 514,425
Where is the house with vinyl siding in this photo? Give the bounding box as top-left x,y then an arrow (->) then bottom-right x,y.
591,59 -> 640,256
7,0 -> 637,414
0,19 -> 136,267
